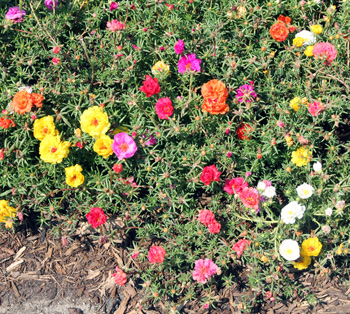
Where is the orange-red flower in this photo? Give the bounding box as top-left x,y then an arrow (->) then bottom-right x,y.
31,93 -> 44,108
10,90 -> 33,114
270,21 -> 289,42
277,15 -> 291,24
201,79 -> 229,115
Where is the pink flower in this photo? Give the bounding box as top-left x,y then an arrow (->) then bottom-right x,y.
245,171 -> 252,177
208,220 -> 221,234
86,207 -> 107,229
203,303 -> 209,309
53,47 -> 60,54
147,246 -> 166,264
232,239 -> 251,257
223,177 -> 248,195
132,251 -> 140,259
112,266 -> 127,286
192,259 -> 218,284
112,163 -> 123,174
225,128 -> 230,135
109,2 -> 118,11
266,291 -> 273,299
165,3 -> 174,10
61,237 -> 68,246
308,101 -> 326,117
45,0 -> 58,10
277,120 -> 284,128
115,54 -> 123,59
174,39 -> 185,54
52,57 -> 60,65
227,151 -> 232,158
313,42 -> 337,65
198,209 -> 215,226
16,212 -> 23,221
236,84 -> 257,103
239,187 -> 260,209
106,19 -> 126,32
263,180 -> 272,187
200,165 -> 221,186
112,132 -> 138,160
178,54 -> 201,73
155,97 -> 173,120
5,7 -> 26,23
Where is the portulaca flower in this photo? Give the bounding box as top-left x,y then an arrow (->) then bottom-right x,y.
281,201 -> 306,224
313,162 -> 322,173
257,181 -> 267,192
325,208 -> 332,216
262,186 -> 276,198
279,239 -> 300,261
295,30 -> 316,46
296,183 -> 314,199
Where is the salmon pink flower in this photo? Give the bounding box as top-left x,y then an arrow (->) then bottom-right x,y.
112,132 -> 138,160
139,75 -> 161,97
239,187 -> 260,209
198,209 -> 215,227
112,163 -> 123,174
106,19 -> 126,32
86,207 -> 107,229
208,220 -> 221,234
147,246 -> 166,264
232,239 -> 251,257
155,97 -> 173,120
178,54 -> 201,73
200,165 -> 221,186
174,39 -> 184,54
223,177 -> 248,195
192,259 -> 218,284
308,101 -> 326,117
112,266 -> 127,286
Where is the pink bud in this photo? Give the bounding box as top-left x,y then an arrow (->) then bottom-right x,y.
62,237 -> 68,246
92,13 -> 97,18
160,47 -> 165,51
11,188 -> 16,195
227,151 -> 232,158
132,131 -> 137,138
52,57 -> 61,65
31,115 -> 36,120
245,171 -> 252,177
225,128 -> 230,135
2,110 -> 8,114
277,120 -> 284,128
100,236 -> 107,244
266,291 -> 273,299
52,47 -> 60,54
143,28 -> 148,32
132,251 -> 140,259
16,212 -> 23,221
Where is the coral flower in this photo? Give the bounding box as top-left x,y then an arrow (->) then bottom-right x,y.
65,164 -> 85,188
155,97 -> 173,120
10,90 -> 33,114
232,239 -> 251,257
147,246 -> 166,264
33,116 -> 57,141
112,132 -> 138,160
201,79 -> 229,115
308,101 -> 326,117
198,209 -> 216,227
112,266 -> 127,286
86,207 -> 107,229
0,118 -> 15,129
223,177 -> 248,195
5,6 -> 26,23
31,93 -> 44,108
178,53 -> 201,73
208,220 -> 221,234
239,187 -> 260,209
236,124 -> 253,140
270,21 -> 289,42
106,19 -> 126,32
39,135 -> 70,164
192,259 -> 218,284
200,165 -> 221,186
80,106 -> 110,138
139,75 -> 161,97
313,42 -> 337,65
93,134 -> 113,159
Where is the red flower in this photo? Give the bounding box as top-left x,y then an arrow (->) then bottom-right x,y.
86,207 -> 107,229
198,209 -> 215,227
208,220 -> 221,234
0,148 -> 4,160
270,21 -> 289,42
236,123 -> 253,140
147,245 -> 166,264
112,266 -> 127,286
0,117 -> 15,129
239,187 -> 260,209
112,163 -> 123,174
155,97 -> 173,120
223,177 -> 248,195
139,75 -> 161,97
200,165 -> 221,186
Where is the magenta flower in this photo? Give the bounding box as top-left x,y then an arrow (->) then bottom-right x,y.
5,6 -> 26,23
192,259 -> 218,284
112,132 -> 138,160
174,39 -> 184,55
235,84 -> 257,103
45,0 -> 58,10
106,19 -> 126,32
109,2 -> 118,11
178,54 -> 201,73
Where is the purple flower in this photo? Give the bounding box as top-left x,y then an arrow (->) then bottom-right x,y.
174,39 -> 184,55
44,0 -> 58,10
111,132 -> 138,160
110,2 -> 118,11
235,84 -> 257,103
178,53 -> 201,73
5,7 -> 26,23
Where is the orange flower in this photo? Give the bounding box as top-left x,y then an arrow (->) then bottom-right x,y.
10,90 -> 33,114
277,15 -> 291,24
201,79 -> 229,115
270,21 -> 289,42
31,93 -> 44,108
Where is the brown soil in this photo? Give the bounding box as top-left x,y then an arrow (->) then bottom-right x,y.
0,228 -> 350,314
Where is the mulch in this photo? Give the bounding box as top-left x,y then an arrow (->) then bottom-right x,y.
0,227 -> 349,314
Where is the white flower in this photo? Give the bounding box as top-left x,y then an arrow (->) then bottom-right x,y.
296,183 -> 315,199
262,186 -> 276,198
295,30 -> 316,46
335,200 -> 346,210
257,182 -> 266,192
279,239 -> 300,261
313,162 -> 322,173
314,0 -> 320,3
18,86 -> 32,94
281,201 -> 306,224
325,208 -> 332,216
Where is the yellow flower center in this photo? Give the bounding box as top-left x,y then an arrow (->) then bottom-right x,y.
91,118 -> 99,126
286,248 -> 292,255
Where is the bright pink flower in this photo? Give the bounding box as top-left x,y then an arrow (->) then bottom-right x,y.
112,266 -> 127,286
223,177 -> 248,195
112,163 -> 123,174
106,19 -> 126,32
203,303 -> 209,309
5,7 -> 26,23
232,239 -> 251,257
112,132 -> 138,160
200,165 -> 221,186
266,291 -> 273,299
52,57 -> 61,65
155,97 -> 173,120
165,3 -> 174,10
208,220 -> 221,234
147,246 -> 166,264
236,84 -> 257,103
132,131 -> 137,138
227,151 -> 232,158
174,39 -> 185,54
52,47 -> 60,54
192,259 -> 218,284
132,251 -> 140,259
178,54 -> 201,73
277,120 -> 284,128
31,115 -> 36,120
239,187 -> 260,209
109,2 -> 118,11
75,142 -> 83,149
313,42 -> 337,65
139,75 -> 161,97
86,207 -> 107,229
308,101 -> 326,117
198,209 -> 215,227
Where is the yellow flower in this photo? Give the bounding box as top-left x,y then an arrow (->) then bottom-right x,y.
285,135 -> 293,147
301,97 -> 308,105
74,128 -> 82,138
302,237 -> 322,257
336,243 -> 344,255
291,147 -> 312,167
293,37 -> 304,47
151,61 -> 170,80
33,116 -> 57,141
311,25 -> 323,35
290,97 -> 301,112
93,134 -> 113,159
260,255 -> 269,263
80,106 -> 110,138
0,200 -> 16,224
39,135 -> 70,164
304,46 -> 314,57
293,249 -> 311,270
65,164 -> 84,187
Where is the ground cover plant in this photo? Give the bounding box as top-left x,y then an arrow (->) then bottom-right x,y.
1,0 -> 350,312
